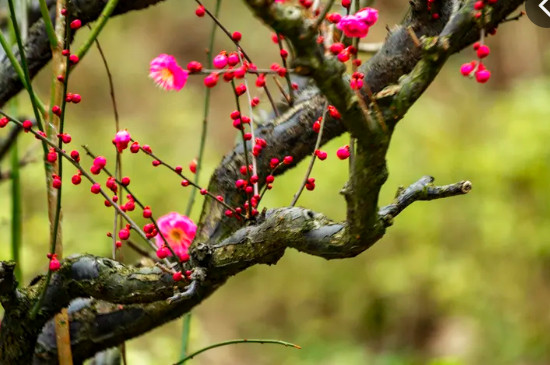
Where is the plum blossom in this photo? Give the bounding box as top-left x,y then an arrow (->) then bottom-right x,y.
337,7 -> 378,38
155,212 -> 197,261
149,54 -> 188,91
113,130 -> 131,152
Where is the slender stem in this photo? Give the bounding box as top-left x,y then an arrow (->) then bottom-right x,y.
9,112 -> 22,283
180,313 -> 192,358
238,51 -> 259,196
310,0 -> 335,34
276,34 -> 294,105
174,339 -> 301,365
38,0 -> 58,47
7,0 -> 46,132
290,102 -> 328,207
93,35 -> 121,259
185,0 -> 222,217
231,79 -> 252,216
75,0 -> 120,60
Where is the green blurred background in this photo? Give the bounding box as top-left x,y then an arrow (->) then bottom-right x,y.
1,1 -> 550,364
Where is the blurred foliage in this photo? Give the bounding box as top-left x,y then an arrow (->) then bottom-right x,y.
0,1 -> 549,364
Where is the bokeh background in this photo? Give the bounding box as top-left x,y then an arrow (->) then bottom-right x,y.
1,1 -> 549,364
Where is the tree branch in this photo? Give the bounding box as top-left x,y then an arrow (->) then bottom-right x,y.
0,0 -> 168,107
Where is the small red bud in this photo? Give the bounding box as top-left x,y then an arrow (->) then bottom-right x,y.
70,19 -> 82,29
91,183 -> 101,194
232,31 -> 242,42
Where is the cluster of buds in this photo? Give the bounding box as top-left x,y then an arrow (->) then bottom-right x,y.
460,42 -> 491,83
90,155 -> 107,175
328,43 -> 358,65
350,72 -> 365,90
143,223 -> 158,239
305,177 -> 316,191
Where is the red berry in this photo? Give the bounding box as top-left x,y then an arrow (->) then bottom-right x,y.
337,146 -> 351,160
232,31 -> 242,42
69,54 -> 79,64
156,246 -> 170,259
477,45 -> 490,59
330,43 -> 344,55
181,180 -> 190,187
230,110 -> 240,119
187,61 -> 203,73
235,179 -> 246,189
195,5 -> 205,17
52,178 -> 62,189
70,150 -> 80,162
70,19 -> 82,29
71,174 -> 82,185
283,156 -> 293,165
0,117 -> 8,128
270,158 -> 280,169
130,141 -> 140,153
266,175 -> 275,183
204,73 -> 219,88
173,271 -> 183,281
94,156 -> 107,168
91,183 -> 101,194
200,188 -> 207,195
22,120 -> 33,132
315,150 -> 328,160
235,83 -> 247,96
475,69 -> 491,83
121,176 -> 130,186
118,228 -> 130,240
71,94 -> 82,103
49,257 -> 61,271
189,159 -> 197,173
473,1 -> 484,10
143,206 -> 152,218
152,160 -> 161,167
328,105 -> 341,119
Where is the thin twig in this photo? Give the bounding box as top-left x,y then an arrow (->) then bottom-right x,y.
290,102 -> 328,207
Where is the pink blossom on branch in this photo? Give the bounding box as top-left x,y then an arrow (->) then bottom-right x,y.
113,130 -> 131,152
149,54 -> 188,91
337,7 -> 378,38
155,212 -> 197,261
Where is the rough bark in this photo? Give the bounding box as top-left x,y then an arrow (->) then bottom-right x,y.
0,0 -> 524,363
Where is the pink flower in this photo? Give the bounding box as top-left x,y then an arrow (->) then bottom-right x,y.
337,17 -> 369,38
355,8 -> 378,26
155,212 -> 197,261
149,54 -> 188,91
337,7 -> 378,38
113,130 -> 131,152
